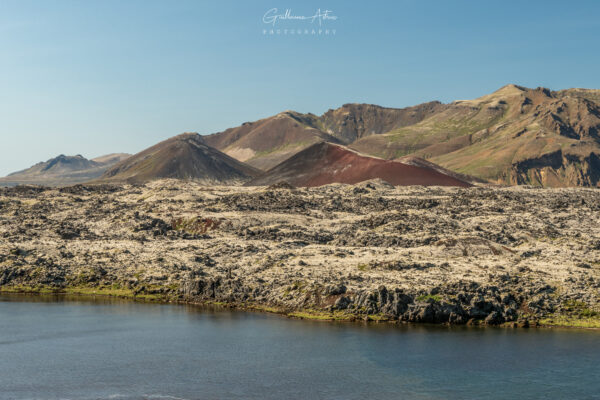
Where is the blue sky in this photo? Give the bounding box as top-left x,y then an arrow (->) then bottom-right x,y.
1,0 -> 599,175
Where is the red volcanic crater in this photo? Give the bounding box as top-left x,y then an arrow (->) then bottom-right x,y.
246,142 -> 472,187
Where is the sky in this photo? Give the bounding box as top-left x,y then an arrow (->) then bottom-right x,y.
1,0 -> 599,176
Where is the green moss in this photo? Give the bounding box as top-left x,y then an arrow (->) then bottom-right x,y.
357,263 -> 369,271
416,294 -> 442,303
366,313 -> 391,322
562,299 -> 599,318
540,316 -> 600,329
283,280 -> 307,295
205,300 -> 228,306
248,304 -> 283,314
0,285 -> 58,294
539,300 -> 600,328
64,286 -> 134,297
171,216 -> 220,235
0,284 -> 169,302
288,309 -> 354,321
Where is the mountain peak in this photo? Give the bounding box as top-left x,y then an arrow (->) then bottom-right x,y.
174,132 -> 201,140
494,83 -> 528,94
100,132 -> 260,184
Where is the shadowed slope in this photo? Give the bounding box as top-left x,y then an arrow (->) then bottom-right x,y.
101,133 -> 260,184
246,142 -> 472,187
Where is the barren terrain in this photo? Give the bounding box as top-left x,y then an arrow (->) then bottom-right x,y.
1,180 -> 599,327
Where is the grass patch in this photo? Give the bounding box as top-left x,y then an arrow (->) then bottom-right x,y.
357,263 -> 370,271
561,299 -> 599,318
205,300 -> 228,306
0,284 -> 170,302
416,294 -> 442,303
540,300 -> 600,328
171,216 -> 220,235
540,316 -> 600,329
0,285 -> 58,294
288,309 -> 354,321
248,304 -> 284,314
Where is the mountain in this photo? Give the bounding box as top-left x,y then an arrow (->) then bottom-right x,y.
203,111 -> 343,171
0,153 -> 130,187
350,85 -> 600,187
209,84 -> 600,187
100,132 -> 260,184
203,102 -> 443,171
246,142 -> 472,187
7,84 -> 598,188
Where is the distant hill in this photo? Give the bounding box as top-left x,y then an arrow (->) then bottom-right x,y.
208,84 -> 600,187
100,132 -> 260,184
246,142 -> 472,187
0,153 -> 130,187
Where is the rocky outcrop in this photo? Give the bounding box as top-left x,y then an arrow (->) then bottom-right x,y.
319,102 -> 446,143
506,151 -> 600,187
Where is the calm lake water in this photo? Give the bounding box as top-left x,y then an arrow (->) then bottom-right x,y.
1,295 -> 599,400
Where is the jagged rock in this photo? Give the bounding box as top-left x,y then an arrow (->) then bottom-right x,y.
485,311 -> 504,325
0,180 -> 598,327
324,283 -> 347,296
334,296 -> 351,310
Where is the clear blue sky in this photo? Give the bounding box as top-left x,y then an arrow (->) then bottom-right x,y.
1,0 -> 599,175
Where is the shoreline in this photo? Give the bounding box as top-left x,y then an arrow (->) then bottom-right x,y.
2,285 -> 599,330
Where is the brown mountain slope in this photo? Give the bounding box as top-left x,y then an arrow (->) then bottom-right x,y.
203,112 -> 342,171
0,153 -> 130,187
101,133 -> 260,184
395,155 -> 487,185
556,88 -> 600,104
246,142 -> 472,188
350,84 -> 600,187
204,102 -> 443,171
318,102 -> 445,143
91,153 -> 131,164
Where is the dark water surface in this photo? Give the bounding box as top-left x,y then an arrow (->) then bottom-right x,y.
1,294 -> 599,400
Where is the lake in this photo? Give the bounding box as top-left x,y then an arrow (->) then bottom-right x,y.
1,294 -> 599,400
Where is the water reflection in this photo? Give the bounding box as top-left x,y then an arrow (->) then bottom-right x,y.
1,294 -> 598,400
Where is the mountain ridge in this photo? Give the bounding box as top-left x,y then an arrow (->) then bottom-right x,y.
203,101 -> 445,171
4,84 -> 600,188
0,153 -> 130,187
208,84 -> 600,187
